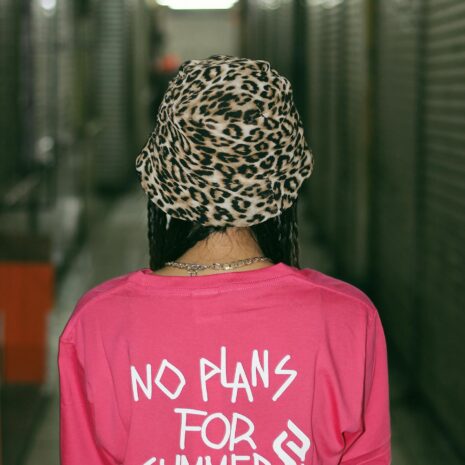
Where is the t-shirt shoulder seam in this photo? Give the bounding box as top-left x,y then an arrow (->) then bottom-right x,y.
288,270 -> 377,321
59,274 -> 135,344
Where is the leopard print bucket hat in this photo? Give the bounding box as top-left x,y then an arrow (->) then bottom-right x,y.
135,54 -> 314,228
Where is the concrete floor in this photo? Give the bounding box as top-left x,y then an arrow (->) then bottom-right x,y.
21,186 -> 463,465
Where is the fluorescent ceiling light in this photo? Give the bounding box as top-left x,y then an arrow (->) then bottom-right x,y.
157,0 -> 239,9
40,0 -> 57,10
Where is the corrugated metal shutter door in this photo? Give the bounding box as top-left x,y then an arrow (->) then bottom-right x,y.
128,0 -> 152,150
273,0 -> 294,80
0,0 -> 20,186
322,2 -> 345,247
373,0 -> 419,365
56,0 -> 75,158
305,1 -> 327,228
247,0 -> 263,59
341,0 -> 371,282
261,3 -> 276,64
32,1 -> 57,168
95,0 -> 130,190
305,0 -> 371,281
419,0 -> 465,446
244,0 -> 268,60
304,1 -> 344,245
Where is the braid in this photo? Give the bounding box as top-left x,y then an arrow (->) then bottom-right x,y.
148,198 -> 229,270
148,199 -> 165,270
288,200 -> 300,267
277,199 -> 299,268
147,196 -> 301,271
248,196 -> 300,268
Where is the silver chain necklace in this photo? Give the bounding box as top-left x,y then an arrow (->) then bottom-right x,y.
164,256 -> 274,277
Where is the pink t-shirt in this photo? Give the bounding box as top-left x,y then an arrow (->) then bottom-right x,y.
58,261 -> 391,465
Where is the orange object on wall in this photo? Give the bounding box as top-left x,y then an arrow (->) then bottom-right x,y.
0,262 -> 54,383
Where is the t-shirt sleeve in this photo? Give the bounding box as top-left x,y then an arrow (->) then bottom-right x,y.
58,339 -> 118,465
340,310 -> 392,464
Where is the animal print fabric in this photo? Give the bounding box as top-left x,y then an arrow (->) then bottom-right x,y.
135,54 -> 314,227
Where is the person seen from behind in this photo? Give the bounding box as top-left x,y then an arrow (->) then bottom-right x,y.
58,54 -> 391,465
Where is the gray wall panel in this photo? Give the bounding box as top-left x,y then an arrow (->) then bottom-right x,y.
373,0 -> 419,366
341,0 -> 371,282
419,0 -> 465,446
305,1 -> 326,229
0,0 -> 20,191
95,0 -> 131,189
323,1 -> 345,248
305,0 -> 371,281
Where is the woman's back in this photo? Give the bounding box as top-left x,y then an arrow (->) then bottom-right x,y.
58,262 -> 390,465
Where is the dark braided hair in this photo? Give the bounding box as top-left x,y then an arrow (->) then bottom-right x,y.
147,197 -> 301,271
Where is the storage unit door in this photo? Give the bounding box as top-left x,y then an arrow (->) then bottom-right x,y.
372,0 -> 420,366
95,0 -> 131,190
339,0 -> 371,283
419,0 -> 465,449
304,1 -> 326,226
